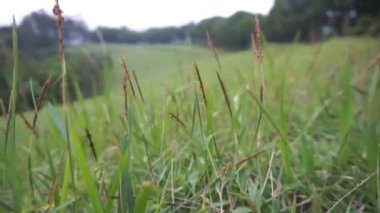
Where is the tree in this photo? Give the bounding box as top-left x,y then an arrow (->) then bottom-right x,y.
190,16 -> 225,45
354,0 -> 380,16
17,10 -> 90,53
212,11 -> 254,49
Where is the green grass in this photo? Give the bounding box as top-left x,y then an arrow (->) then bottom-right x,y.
1,37 -> 380,212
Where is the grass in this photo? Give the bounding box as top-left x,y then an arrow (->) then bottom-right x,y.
0,25 -> 379,212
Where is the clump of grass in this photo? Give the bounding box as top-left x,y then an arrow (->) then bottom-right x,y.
1,3 -> 379,212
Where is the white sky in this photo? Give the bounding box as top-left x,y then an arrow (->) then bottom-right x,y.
1,0 -> 274,30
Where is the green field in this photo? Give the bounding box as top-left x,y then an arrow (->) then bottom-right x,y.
1,37 -> 380,212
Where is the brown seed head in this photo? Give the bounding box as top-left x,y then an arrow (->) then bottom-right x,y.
253,15 -> 263,63
53,0 -> 65,60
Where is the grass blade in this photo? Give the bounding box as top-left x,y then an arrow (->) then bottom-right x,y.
53,2 -> 78,210
71,126 -> 104,211
337,58 -> 353,162
216,71 -> 233,121
4,16 -> 19,153
3,16 -> 23,213
247,89 -> 292,179
105,140 -> 131,212
134,182 -> 159,213
132,70 -> 145,103
119,135 -> 135,213
365,67 -> 379,172
193,63 -> 207,107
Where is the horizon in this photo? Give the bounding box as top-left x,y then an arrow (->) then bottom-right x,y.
0,0 -> 274,31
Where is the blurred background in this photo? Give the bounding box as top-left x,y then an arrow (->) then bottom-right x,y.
0,0 -> 379,113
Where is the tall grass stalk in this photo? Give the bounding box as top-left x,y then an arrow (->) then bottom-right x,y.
365,66 -> 379,196
3,16 -> 22,213
337,57 -> 353,162
53,1 -> 77,209
251,16 -> 264,146
4,17 -> 19,153
366,66 -> 379,171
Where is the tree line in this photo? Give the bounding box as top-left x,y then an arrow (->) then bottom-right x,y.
1,0 -> 379,52
93,0 -> 380,48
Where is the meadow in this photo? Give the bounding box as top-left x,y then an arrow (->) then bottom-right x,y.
0,35 -> 379,212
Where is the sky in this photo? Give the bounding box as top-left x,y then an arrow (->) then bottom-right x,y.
0,0 -> 274,30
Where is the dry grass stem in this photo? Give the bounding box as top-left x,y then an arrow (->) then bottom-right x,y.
169,112 -> 187,129
356,53 -> 380,89
216,71 -> 233,120
235,150 -> 265,167
85,128 -> 98,161
20,112 -> 33,132
32,77 -> 51,129
46,151 -> 67,208
120,57 -> 136,99
132,70 -> 145,103
327,170 -> 378,213
0,99 -> 7,116
53,0 -> 68,107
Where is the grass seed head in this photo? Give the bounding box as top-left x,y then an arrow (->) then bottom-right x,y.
193,63 -> 208,107
253,15 -> 263,63
53,0 -> 64,60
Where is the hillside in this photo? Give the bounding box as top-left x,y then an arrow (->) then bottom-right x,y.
1,37 -> 379,212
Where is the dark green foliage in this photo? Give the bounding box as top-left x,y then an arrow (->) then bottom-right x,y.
354,15 -> 380,36
143,27 -> 186,43
354,0 -> 380,16
93,25 -> 190,44
212,12 -> 255,50
17,11 -> 89,53
0,11 -> 111,113
265,0 -> 380,41
86,0 -> 379,48
0,43 -> 112,112
190,16 -> 224,45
